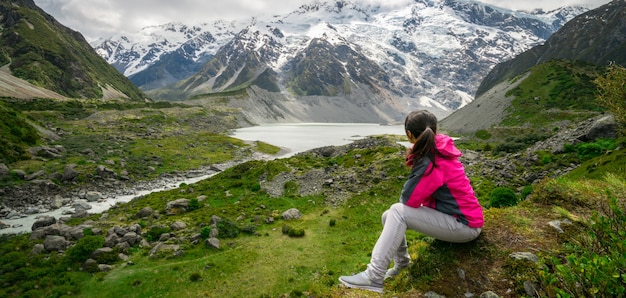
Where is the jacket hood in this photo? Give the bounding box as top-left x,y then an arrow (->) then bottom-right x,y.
406,134 -> 461,166
435,134 -> 462,158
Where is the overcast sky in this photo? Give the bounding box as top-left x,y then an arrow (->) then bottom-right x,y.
34,0 -> 612,42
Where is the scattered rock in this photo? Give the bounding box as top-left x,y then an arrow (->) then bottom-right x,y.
509,252 -> 539,263
281,208 -> 302,220
43,235 -> 68,252
31,216 -> 57,231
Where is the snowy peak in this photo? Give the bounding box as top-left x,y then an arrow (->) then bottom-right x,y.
91,0 -> 589,111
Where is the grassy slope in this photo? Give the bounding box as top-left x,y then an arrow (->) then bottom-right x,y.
2,135 -> 624,297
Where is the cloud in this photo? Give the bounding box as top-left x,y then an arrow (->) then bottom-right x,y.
33,0 -> 611,42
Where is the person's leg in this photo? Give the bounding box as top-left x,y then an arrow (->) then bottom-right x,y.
340,203 -> 481,291
366,203 -> 481,282
381,209 -> 410,279
339,204 -> 408,292
403,205 -> 481,244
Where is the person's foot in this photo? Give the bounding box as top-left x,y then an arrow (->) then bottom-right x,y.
338,271 -> 383,293
384,263 -> 410,280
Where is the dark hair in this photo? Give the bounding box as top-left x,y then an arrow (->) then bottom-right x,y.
405,110 -> 439,172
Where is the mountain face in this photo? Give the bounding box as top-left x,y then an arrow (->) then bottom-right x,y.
93,0 -> 588,120
477,0 -> 626,97
0,0 -> 147,101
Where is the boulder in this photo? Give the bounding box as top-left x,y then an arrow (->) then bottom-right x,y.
44,235 -> 68,251
32,216 -> 57,231
281,208 -> 302,220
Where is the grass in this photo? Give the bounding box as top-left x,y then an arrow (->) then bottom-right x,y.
3,136 -> 625,297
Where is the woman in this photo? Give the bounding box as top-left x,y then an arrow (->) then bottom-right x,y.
339,110 -> 484,293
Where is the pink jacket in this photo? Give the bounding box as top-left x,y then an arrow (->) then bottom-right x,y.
401,134 -> 484,228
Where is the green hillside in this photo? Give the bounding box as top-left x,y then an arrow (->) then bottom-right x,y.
0,100 -> 39,163
0,0 -> 147,100
500,60 -> 604,127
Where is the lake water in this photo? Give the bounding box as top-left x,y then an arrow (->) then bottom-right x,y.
1,123 -> 407,235
230,123 -> 407,157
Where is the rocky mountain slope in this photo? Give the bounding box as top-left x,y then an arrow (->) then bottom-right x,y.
0,0 -> 147,101
442,0 -> 625,134
476,0 -> 626,97
92,0 -> 588,121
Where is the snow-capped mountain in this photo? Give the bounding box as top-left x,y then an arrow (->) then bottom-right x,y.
92,0 -> 589,120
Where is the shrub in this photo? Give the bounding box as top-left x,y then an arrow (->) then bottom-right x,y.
521,185 -> 533,199
189,272 -> 202,282
537,198 -> 626,297
146,225 -> 170,242
66,235 -> 105,263
216,219 -> 239,238
594,63 -> 626,136
200,226 -> 211,239
489,187 -> 519,208
288,228 -> 305,238
188,198 -> 200,211
475,130 -> 492,140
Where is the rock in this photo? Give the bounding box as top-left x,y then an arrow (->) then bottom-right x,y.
26,170 -> 46,181
509,252 -> 539,263
91,247 -> 114,260
122,232 -> 141,246
281,208 -> 302,220
73,200 -> 92,212
171,221 -> 187,231
0,163 -> 9,177
149,242 -> 180,257
165,199 -> 189,215
98,264 -> 114,272
0,220 -> 9,229
548,219 -> 572,233
50,195 -> 66,209
44,235 -> 68,251
206,237 -> 220,249
31,243 -> 45,255
136,207 -> 154,218
62,164 -> 79,181
32,216 -> 57,231
85,191 -> 103,202
480,291 -> 501,298
584,114 -> 616,140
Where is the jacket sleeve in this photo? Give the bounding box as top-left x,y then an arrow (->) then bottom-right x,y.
400,158 -> 444,208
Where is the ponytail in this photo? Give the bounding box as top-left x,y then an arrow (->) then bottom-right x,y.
404,110 -> 440,174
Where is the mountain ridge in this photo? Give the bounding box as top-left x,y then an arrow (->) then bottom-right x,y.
92,0 -> 588,120
0,0 -> 148,101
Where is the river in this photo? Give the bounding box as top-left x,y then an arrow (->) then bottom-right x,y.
1,123 -> 406,235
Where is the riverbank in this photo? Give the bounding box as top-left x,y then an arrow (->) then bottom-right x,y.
1,123 -> 406,235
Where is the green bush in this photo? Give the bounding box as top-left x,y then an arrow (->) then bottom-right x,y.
489,187 -> 519,208
200,226 -> 211,239
564,138 -> 618,160
216,219 -> 239,238
146,225 -> 170,242
475,130 -> 492,140
288,228 -> 305,238
66,235 -> 105,263
520,185 -> 533,199
538,198 -> 626,297
188,198 -> 200,211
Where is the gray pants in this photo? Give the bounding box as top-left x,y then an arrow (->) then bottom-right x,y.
365,203 -> 482,283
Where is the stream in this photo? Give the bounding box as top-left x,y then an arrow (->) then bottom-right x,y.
1,123 -> 405,235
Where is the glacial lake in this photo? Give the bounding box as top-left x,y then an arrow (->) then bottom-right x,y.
1,123 -> 407,235
230,123 -> 407,157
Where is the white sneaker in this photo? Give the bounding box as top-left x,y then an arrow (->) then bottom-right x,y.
338,271 -> 383,293
384,263 -> 410,280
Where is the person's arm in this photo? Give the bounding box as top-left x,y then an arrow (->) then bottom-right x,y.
400,158 -> 444,207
